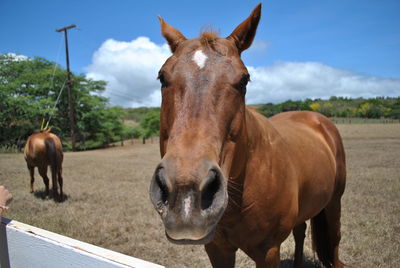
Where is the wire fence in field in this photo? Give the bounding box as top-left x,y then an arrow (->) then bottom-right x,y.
331,117 -> 400,124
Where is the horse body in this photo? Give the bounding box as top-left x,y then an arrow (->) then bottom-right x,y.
150,3 -> 345,267
24,130 -> 64,201
210,109 -> 345,267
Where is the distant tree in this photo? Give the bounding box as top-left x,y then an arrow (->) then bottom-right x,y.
0,53 -> 125,150
258,103 -> 279,117
123,125 -> 142,144
358,102 -> 383,118
139,111 -> 160,144
0,54 -> 64,146
320,101 -> 334,117
309,102 -> 320,112
124,107 -> 160,122
388,98 -> 400,119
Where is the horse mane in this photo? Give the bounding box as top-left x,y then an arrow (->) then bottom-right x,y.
199,29 -> 219,50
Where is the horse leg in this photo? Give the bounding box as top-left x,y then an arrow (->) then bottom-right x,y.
58,167 -> 63,201
293,222 -> 307,268
38,166 -> 50,196
205,241 -> 237,268
28,165 -> 35,193
324,198 -> 344,268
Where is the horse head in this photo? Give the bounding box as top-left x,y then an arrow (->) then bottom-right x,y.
150,4 -> 261,244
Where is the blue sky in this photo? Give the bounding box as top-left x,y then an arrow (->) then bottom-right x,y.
1,0 -> 399,106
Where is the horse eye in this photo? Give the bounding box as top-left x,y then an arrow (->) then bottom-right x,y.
238,74 -> 250,93
158,73 -> 167,88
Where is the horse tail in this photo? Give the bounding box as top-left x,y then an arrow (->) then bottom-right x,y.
45,138 -> 59,192
310,209 -> 333,267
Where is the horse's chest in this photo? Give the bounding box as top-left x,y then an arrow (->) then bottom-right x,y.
218,203 -> 277,248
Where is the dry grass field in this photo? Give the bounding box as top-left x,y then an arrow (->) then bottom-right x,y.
0,123 -> 399,267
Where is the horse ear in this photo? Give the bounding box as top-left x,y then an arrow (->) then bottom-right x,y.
158,15 -> 187,53
227,3 -> 262,54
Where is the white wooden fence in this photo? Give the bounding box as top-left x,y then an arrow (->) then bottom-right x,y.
0,217 -> 165,268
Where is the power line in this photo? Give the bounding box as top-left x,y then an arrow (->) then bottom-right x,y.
50,34 -> 64,91
105,92 -> 144,103
47,78 -> 68,124
107,88 -> 144,100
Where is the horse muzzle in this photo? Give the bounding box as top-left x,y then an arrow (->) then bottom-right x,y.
149,159 -> 228,244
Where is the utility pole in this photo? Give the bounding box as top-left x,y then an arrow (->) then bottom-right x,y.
56,24 -> 77,151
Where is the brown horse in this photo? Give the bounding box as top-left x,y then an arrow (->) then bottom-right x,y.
149,3 -> 346,268
24,129 -> 64,201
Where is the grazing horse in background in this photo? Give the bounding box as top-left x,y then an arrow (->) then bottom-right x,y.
149,3 -> 346,268
24,129 -> 64,201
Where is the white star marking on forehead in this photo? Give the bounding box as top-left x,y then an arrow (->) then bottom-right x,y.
192,50 -> 208,69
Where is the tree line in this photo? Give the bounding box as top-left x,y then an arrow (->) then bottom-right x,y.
257,96 -> 400,119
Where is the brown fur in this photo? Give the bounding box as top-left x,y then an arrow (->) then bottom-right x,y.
199,31 -> 219,49
24,129 -> 64,202
151,3 -> 346,267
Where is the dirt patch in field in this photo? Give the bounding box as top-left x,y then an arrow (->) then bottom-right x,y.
1,124 -> 399,267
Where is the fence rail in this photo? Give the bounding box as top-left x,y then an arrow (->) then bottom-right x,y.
0,217 -> 165,268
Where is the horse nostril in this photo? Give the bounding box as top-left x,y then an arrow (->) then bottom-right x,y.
155,168 -> 169,204
201,170 -> 221,210
150,167 -> 169,212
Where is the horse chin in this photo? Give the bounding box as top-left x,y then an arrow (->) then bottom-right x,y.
165,227 -> 216,245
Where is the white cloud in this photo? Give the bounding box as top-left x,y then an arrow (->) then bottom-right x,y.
86,37 -> 400,107
85,37 -> 171,107
247,62 -> 400,104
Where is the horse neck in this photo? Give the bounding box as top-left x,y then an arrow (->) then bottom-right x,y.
239,108 -> 282,173
223,107 -> 278,216
244,106 -> 280,154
